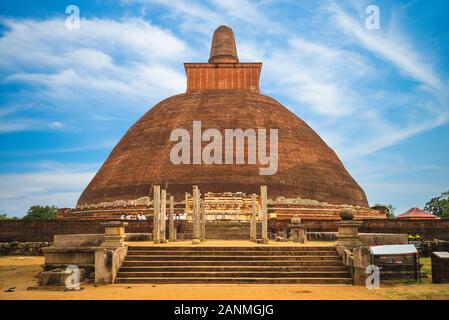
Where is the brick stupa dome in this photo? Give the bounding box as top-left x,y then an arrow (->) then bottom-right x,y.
77,26 -> 369,207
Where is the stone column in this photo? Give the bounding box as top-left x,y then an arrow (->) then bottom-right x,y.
289,215 -> 307,243
153,185 -> 160,244
200,198 -> 206,241
192,185 -> 200,244
196,188 -> 201,240
250,193 -> 257,242
352,246 -> 372,285
335,208 -> 363,253
96,221 -> 128,284
185,192 -> 189,219
160,189 -> 167,243
261,185 -> 268,244
169,195 -> 175,242
101,221 -> 128,248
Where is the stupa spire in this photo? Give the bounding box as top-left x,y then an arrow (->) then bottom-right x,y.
184,25 -> 261,92
208,25 -> 239,63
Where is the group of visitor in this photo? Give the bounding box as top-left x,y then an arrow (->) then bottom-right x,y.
120,213 -> 147,220
119,212 -> 188,220
174,212 -> 187,220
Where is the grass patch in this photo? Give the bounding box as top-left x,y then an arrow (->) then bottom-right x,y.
420,257 -> 431,275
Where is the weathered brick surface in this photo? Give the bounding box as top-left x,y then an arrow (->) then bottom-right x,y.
78,90 -> 368,207
0,220 -> 152,242
271,219 -> 449,241
185,63 -> 261,93
1,219 -> 447,242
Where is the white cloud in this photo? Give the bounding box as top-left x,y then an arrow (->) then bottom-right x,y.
0,118 -> 66,133
261,36 -> 370,117
49,121 -> 63,129
330,5 -> 444,94
0,17 -> 186,69
0,122 -> 32,133
0,169 -> 95,217
123,0 -> 225,36
211,0 -> 283,32
0,17 -> 188,129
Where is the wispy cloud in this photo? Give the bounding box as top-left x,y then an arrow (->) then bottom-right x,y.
0,166 -> 95,216
0,118 -> 65,133
0,17 -> 188,134
329,4 -> 445,94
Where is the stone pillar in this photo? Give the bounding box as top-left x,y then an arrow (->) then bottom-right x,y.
96,222 -> 128,284
261,185 -> 268,244
192,185 -> 200,244
250,193 -> 257,242
196,188 -> 201,240
335,208 -> 363,252
160,189 -> 167,243
200,198 -> 206,241
101,221 -> 128,248
289,215 -> 307,243
352,246 -> 372,285
153,185 -> 160,244
169,195 -> 175,242
185,192 -> 189,219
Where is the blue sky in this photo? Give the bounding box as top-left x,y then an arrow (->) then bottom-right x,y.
0,0 -> 448,217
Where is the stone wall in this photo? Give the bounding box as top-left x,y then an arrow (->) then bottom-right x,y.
0,218 -> 447,242
273,219 -> 449,240
0,220 -> 153,242
0,241 -> 51,255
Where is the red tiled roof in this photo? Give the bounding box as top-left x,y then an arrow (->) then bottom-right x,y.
397,207 -> 440,220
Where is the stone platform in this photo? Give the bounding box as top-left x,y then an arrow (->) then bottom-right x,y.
116,243 -> 351,284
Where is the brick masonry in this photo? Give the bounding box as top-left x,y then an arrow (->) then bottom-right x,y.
76,25 -> 369,208
1,219 -> 447,242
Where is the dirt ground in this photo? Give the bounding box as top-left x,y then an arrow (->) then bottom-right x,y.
1,256 -> 449,300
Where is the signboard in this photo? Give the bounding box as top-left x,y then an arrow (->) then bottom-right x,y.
370,244 -> 418,255
408,232 -> 423,251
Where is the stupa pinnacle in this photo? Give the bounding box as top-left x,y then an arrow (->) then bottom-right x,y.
209,25 -> 239,63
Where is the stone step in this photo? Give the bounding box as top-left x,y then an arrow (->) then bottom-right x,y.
127,246 -> 336,252
126,250 -> 339,256
117,245 -> 350,285
121,260 -> 345,267
117,271 -> 350,278
115,277 -> 353,284
124,255 -> 341,261
119,265 -> 349,272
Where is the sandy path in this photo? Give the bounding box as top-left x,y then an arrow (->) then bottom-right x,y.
1,256 -> 448,300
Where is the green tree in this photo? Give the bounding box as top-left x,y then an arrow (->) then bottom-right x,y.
23,205 -> 58,220
424,190 -> 449,219
372,204 -> 396,219
0,213 -> 19,220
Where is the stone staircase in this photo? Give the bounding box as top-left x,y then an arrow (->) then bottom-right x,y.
116,245 -> 352,284
181,221 -> 261,240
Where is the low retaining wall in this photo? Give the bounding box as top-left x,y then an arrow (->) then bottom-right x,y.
0,220 -> 155,242
272,219 -> 449,241
307,232 -> 408,245
0,241 -> 51,256
0,218 -> 448,242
